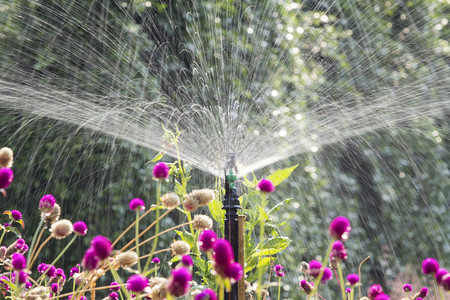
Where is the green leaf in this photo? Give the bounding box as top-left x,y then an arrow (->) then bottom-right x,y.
9,226 -> 22,238
257,257 -> 273,269
174,230 -> 195,249
150,152 -> 165,163
258,206 -> 269,221
266,165 -> 298,186
208,199 -> 225,234
268,198 -> 292,216
250,237 -> 291,258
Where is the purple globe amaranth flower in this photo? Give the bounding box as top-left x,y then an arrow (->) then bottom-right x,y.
82,247 -> 100,270
435,268 -> 448,284
129,198 -> 145,211
368,284 -> 384,299
12,270 -> 28,284
91,235 -> 112,259
152,257 -> 160,264
167,267 -> 192,297
345,288 -> 351,293
0,276 -> 9,291
422,258 -> 439,274
308,260 -> 323,278
11,210 -> 22,221
198,229 -> 217,252
15,239 -> 26,250
329,216 -> 351,240
418,287 -> 428,298
152,162 -> 169,179
195,289 -> 218,300
39,194 -> 56,213
109,292 -> 119,300
11,253 -> 27,270
51,283 -> 59,294
46,265 -> 56,277
55,268 -> 65,279
347,273 -> 359,285
25,281 -> 32,289
225,262 -> 244,283
374,295 -> 391,300
416,298 -> 423,300
274,264 -> 283,272
330,240 -> 348,260
73,221 -> 88,235
403,284 -> 412,292
110,281 -> 120,291
276,271 -> 285,278
126,274 -> 149,293
181,255 -> 193,267
441,274 -> 450,291
213,239 -> 234,266
37,263 -> 49,274
0,168 -> 13,189
257,178 -> 275,193
70,267 -> 79,277
299,280 -> 314,295
321,267 -> 333,283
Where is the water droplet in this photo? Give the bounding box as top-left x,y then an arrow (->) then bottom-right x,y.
311,146 -> 318,152
145,1 -> 152,7
279,129 -> 287,137
295,114 -> 303,120
435,136 -> 442,143
247,27 -> 254,34
296,27 -> 304,34
271,90 -> 279,97
399,172 -> 405,178
432,130 -> 439,136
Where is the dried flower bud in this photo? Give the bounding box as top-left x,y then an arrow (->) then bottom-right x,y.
0,148 -> 13,168
50,219 -> 73,239
116,251 -> 138,268
149,279 -> 168,300
171,240 -> 190,256
44,204 -> 61,225
0,246 -> 7,259
193,215 -> 213,231
24,286 -> 50,300
161,193 -> 180,208
184,189 -> 215,212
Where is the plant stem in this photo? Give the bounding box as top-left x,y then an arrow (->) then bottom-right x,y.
0,230 -> 6,246
109,265 -> 131,299
277,277 -> 282,300
51,235 -> 77,266
28,226 -> 46,265
433,276 -> 445,300
29,235 -> 52,269
144,180 -> 162,273
219,280 -> 225,300
257,193 -> 267,300
135,209 -> 141,273
27,218 -> 44,263
130,222 -> 191,251
313,239 -> 334,297
358,256 -> 370,300
337,261 -> 346,300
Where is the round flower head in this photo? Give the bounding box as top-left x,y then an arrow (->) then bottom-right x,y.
374,295 -> 390,300
225,262 -> 244,282
422,258 -> 439,274
213,239 -> 234,266
300,280 -> 314,295
181,255 -> 194,267
51,283 -> 59,294
308,260 -> 323,278
126,274 -> 149,293
25,281 -> 31,289
184,189 -> 215,212
0,147 -> 14,168
347,274 -> 359,285
195,289 -> 218,300
0,168 -> 13,189
129,198 -> 145,211
257,179 -> 275,193
70,267 -> 79,277
46,265 -> 56,277
276,271 -> 285,278
193,214 -> 213,231
167,267 -> 192,297
161,193 -> 180,208
331,240 -> 348,260
11,210 -> 22,221
11,253 -> 27,270
44,203 -> 61,224
12,270 -> 28,284
37,263 -> 49,274
417,287 -> 428,298
329,216 -> 351,240
116,251 -> 138,268
152,257 -> 160,264
110,281 -> 120,291
73,221 -> 88,235
0,275 -> 9,291
442,274 -> 450,291
0,246 -> 6,259
152,162 -> 169,179
403,284 -> 412,292
171,240 -> 190,256
321,267 -> 333,283
198,229 -> 217,252
274,264 -> 283,272
50,219 -> 73,239
91,235 -> 112,259
82,247 -> 100,270
368,284 -> 383,299
39,194 -> 56,214
435,268 -> 448,284
109,292 -> 119,300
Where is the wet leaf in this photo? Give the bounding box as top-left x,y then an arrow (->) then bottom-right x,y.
266,165 -> 298,186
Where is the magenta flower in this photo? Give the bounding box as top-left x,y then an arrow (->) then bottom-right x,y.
418,287 -> 428,298
368,284 -> 384,299
422,258 -> 439,274
330,240 -> 348,260
374,295 -> 390,300
91,236 -> 112,259
56,268 -> 65,279
11,253 -> 27,270
109,292 -> 119,300
82,247 -> 100,270
308,260 -> 322,278
195,289 -> 218,300
0,168 -> 13,189
274,264 -> 283,272
11,210 -> 22,221
37,263 -> 49,274
69,267 -> 79,277
152,162 -> 169,179
126,274 -> 149,293
346,288 -> 351,293
46,265 -> 56,277
276,271 -> 285,278
152,257 -> 160,264
25,281 -> 32,289
11,270 -> 28,284
129,198 -> 145,211
321,267 -> 333,283
435,268 -> 448,284
347,274 -> 359,285
403,284 -> 412,292
181,255 -> 193,267
329,216 -> 351,240
0,276 -> 9,291
198,229 -> 217,252
73,221 -> 88,235
167,267 -> 192,297
213,239 -> 234,266
257,179 -> 275,193
51,283 -> 59,294
110,281 -> 120,291
442,274 -> 450,291
39,194 -> 56,213
225,262 -> 244,282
